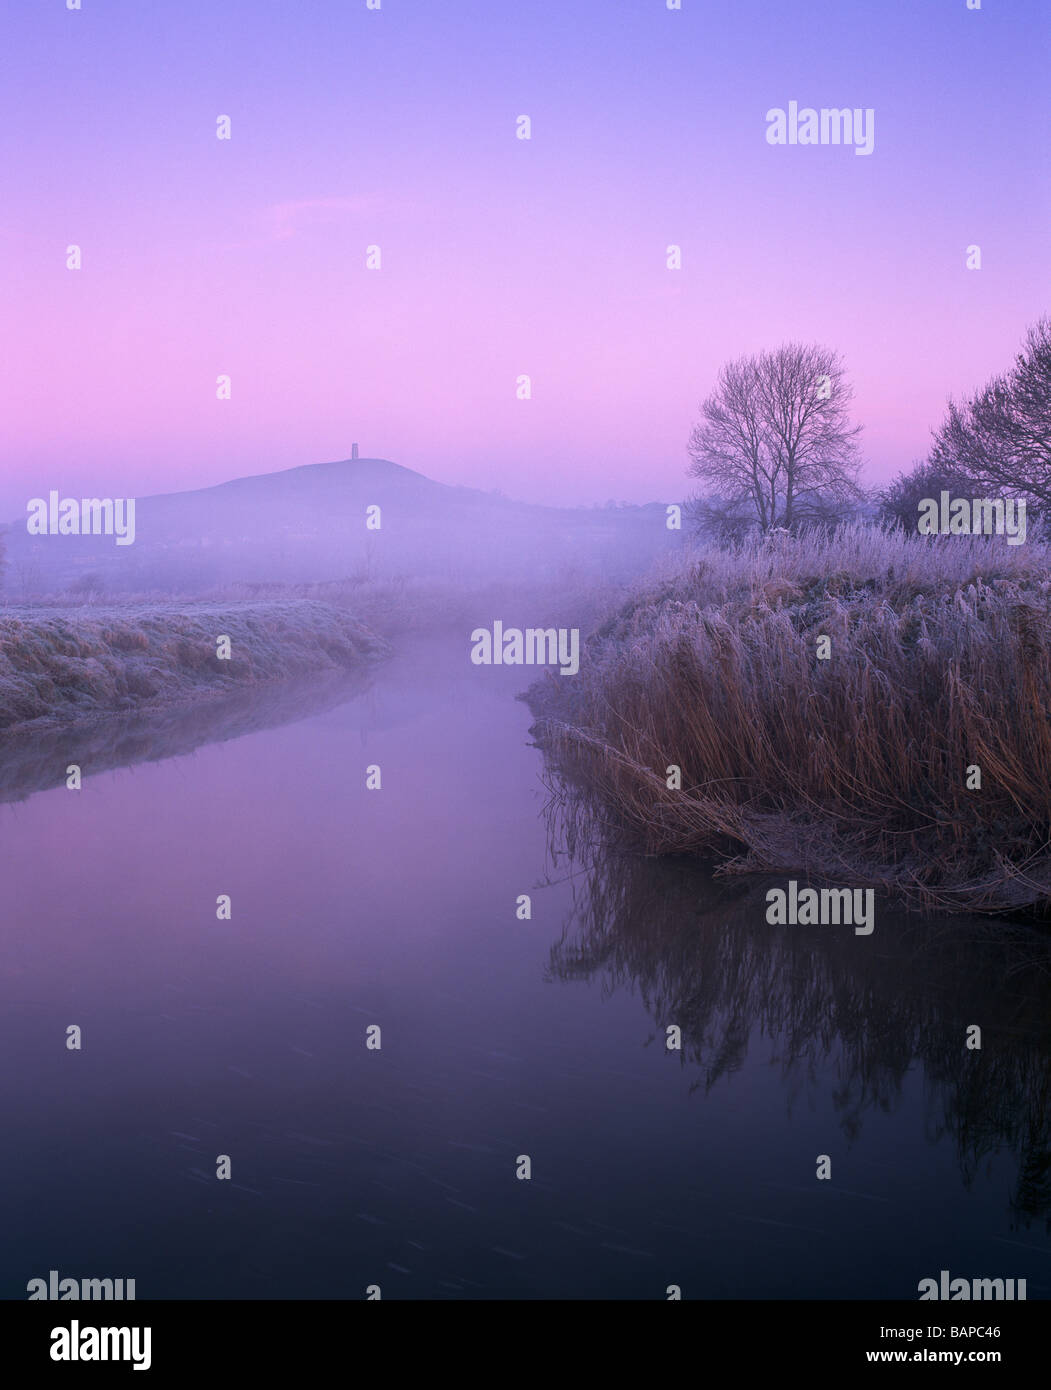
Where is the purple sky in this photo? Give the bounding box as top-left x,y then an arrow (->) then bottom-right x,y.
1,0 -> 1048,515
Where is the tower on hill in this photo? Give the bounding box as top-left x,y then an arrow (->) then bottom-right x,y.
352,443 -> 359,459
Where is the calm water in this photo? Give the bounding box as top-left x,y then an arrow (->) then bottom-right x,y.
2,636 -> 1049,1300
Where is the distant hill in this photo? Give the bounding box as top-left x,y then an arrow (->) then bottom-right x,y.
2,456 -> 684,597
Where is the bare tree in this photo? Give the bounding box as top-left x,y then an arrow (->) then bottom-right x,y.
687,343 -> 863,533
930,316 -> 1051,508
686,492 -> 759,543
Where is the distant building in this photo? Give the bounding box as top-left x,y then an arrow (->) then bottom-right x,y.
352,443 -> 359,459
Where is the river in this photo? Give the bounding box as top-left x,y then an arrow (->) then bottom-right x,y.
2,634 -> 1049,1299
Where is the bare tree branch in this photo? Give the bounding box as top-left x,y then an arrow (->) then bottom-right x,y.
687,343 -> 863,533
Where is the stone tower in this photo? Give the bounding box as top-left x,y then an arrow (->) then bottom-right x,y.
352,443 -> 359,459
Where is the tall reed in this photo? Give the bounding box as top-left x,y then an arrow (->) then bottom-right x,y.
526,525 -> 1051,915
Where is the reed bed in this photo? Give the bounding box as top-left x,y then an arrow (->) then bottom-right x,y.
0,599 -> 389,731
526,525 -> 1051,915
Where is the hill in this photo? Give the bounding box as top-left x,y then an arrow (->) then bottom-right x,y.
2,457 -> 683,597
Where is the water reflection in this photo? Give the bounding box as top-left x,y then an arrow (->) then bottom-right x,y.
543,792 -> 1051,1227
0,671 -> 374,804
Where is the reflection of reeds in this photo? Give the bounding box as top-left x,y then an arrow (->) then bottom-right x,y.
543,790 -> 1051,1223
525,526 -> 1051,914
0,667 -> 376,804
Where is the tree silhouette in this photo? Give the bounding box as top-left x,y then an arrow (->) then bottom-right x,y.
687,343 -> 863,534
931,317 -> 1051,509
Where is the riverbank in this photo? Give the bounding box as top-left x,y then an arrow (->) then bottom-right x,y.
0,600 -> 390,731
525,525 -> 1051,915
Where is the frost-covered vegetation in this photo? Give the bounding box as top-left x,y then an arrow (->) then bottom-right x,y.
526,525 -> 1051,915
0,600 -> 389,731
5,568 -> 628,640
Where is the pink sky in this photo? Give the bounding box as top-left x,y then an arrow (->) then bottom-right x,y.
1,0 -> 1048,515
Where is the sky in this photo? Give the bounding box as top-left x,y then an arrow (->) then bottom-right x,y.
1,0 -> 1048,516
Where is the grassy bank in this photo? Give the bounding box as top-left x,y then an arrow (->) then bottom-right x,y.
525,525 -> 1051,915
0,600 -> 389,731
6,569 -> 628,641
